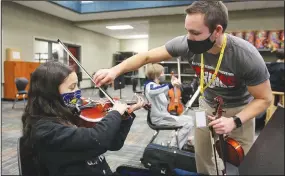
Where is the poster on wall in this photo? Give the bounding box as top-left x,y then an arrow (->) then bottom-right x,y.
244,31 -> 255,45
267,30 -> 281,50
280,30 -> 284,49
254,30 -> 268,49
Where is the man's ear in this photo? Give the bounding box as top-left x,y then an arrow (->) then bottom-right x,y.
215,25 -> 224,37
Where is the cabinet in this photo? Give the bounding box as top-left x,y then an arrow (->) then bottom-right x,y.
4,61 -> 40,100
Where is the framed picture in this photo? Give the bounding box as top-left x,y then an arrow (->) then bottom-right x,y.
244,31 -> 255,45
255,30 -> 268,49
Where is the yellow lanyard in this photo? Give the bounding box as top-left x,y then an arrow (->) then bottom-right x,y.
200,34 -> 227,95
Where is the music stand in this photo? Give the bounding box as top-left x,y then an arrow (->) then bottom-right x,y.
114,75 -> 125,99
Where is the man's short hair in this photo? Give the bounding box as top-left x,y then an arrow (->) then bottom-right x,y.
185,1 -> 229,33
145,64 -> 164,80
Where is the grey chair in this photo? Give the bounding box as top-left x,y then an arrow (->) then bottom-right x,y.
12,77 -> 29,109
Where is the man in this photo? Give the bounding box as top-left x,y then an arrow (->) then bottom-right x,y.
94,1 -> 272,175
268,49 -> 284,106
268,49 -> 284,93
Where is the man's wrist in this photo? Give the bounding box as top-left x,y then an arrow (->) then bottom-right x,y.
232,115 -> 242,128
112,65 -> 122,77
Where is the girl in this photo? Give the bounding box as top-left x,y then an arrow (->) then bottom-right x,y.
21,61 -> 144,176
144,64 -> 195,150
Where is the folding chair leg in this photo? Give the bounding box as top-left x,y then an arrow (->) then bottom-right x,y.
23,94 -> 27,107
149,130 -> 159,144
175,130 -> 180,149
12,94 -> 19,109
23,97 -> 26,107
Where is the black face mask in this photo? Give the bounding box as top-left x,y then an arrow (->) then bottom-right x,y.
187,33 -> 216,54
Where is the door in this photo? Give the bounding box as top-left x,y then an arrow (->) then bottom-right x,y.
68,46 -> 79,72
67,46 -> 81,86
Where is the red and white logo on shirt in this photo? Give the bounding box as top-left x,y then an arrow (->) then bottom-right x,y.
192,62 -> 236,88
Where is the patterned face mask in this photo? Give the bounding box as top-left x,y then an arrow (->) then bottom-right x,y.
61,89 -> 81,107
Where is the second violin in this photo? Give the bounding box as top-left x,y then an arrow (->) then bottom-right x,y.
210,96 -> 245,176
167,57 -> 184,116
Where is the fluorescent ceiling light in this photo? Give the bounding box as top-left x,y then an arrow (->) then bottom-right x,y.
106,25 -> 134,30
81,1 -> 93,3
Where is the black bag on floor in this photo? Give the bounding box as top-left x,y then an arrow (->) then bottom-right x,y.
140,143 -> 197,174
115,164 -> 152,176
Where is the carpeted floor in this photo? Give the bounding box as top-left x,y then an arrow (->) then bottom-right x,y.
1,85 -> 261,175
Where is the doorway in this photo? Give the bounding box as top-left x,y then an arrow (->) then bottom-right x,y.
68,46 -> 82,87
34,38 -> 82,87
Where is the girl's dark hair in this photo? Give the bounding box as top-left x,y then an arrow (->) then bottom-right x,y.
22,61 -> 79,139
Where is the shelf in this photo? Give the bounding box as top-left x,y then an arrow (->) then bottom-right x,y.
258,49 -> 271,52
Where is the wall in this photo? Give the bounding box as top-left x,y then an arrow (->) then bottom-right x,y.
2,2 -> 120,92
148,8 -> 284,49
119,38 -> 148,53
119,38 -> 148,78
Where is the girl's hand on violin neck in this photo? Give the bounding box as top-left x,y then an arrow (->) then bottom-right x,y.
112,101 -> 128,115
127,95 -> 145,113
208,115 -> 236,135
127,94 -> 145,113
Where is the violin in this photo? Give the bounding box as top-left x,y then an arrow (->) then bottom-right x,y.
167,57 -> 184,116
57,39 -> 151,127
210,96 -> 245,175
76,97 -> 113,128
77,96 -> 151,128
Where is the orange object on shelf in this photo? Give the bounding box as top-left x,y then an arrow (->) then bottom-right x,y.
4,61 -> 40,100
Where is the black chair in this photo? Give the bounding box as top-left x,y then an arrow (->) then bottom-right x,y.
17,137 -> 48,176
17,137 -> 23,175
146,110 -> 183,148
13,77 -> 29,109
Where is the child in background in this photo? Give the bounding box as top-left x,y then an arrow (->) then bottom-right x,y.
144,63 -> 195,150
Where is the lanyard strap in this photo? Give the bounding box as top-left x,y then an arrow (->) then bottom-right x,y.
200,34 -> 227,95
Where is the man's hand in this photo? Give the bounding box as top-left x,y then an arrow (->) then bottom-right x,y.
208,115 -> 236,134
93,68 -> 117,87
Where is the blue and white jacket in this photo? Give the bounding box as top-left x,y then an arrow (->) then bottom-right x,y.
144,80 -> 179,124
